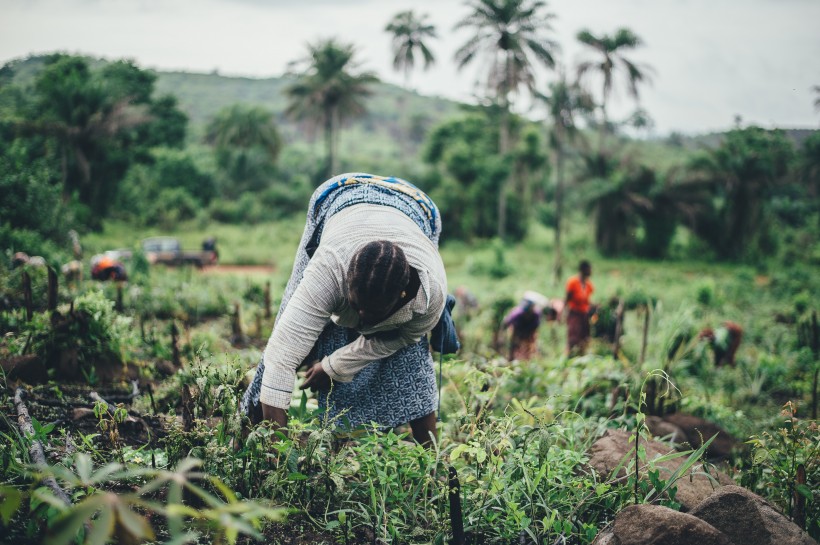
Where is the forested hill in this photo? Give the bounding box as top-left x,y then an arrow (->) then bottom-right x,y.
4,55 -> 461,146
153,71 -> 461,139
5,55 -> 815,149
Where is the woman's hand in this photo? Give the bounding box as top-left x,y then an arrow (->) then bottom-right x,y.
300,360 -> 331,392
261,403 -> 288,430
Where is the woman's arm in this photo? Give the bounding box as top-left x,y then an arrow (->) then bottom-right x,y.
258,252 -> 342,411
320,299 -> 443,382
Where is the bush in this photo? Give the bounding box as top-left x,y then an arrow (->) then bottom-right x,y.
695,281 -> 715,306
743,404 -> 820,539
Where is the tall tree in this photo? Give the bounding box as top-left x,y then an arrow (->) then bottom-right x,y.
814,85 -> 820,115
204,104 -> 281,196
386,11 -> 437,155
385,10 -> 437,88
30,56 -> 162,211
688,127 -> 794,260
538,71 -> 593,281
285,40 -> 378,178
454,0 -> 559,238
576,28 -> 652,144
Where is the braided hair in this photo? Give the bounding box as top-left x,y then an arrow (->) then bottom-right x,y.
347,240 -> 410,311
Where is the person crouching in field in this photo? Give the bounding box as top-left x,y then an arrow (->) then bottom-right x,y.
241,173 -> 449,446
699,321 -> 743,367
563,260 -> 594,355
502,298 -> 542,361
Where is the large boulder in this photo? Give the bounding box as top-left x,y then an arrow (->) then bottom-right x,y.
592,504 -> 734,545
661,413 -> 738,459
690,485 -> 817,545
587,429 -> 733,511
645,415 -> 686,443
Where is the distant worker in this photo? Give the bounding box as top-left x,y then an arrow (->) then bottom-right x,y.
502,297 -> 542,360
91,254 -> 128,281
61,260 -> 84,284
12,253 -> 47,268
68,229 -> 82,259
454,285 -> 479,318
202,237 -> 219,263
563,260 -> 594,355
699,321 -> 743,367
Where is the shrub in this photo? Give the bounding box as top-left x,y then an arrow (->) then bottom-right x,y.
695,281 -> 715,306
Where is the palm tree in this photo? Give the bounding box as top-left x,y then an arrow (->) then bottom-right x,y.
385,10 -> 437,88
454,0 -> 559,238
576,28 -> 653,144
386,11 -> 437,155
813,85 -> 820,113
538,71 -> 594,281
687,127 -> 794,260
285,40 -> 378,178
204,104 -> 281,195
204,105 -> 281,156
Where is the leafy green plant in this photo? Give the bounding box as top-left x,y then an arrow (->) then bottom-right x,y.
744,402 -> 820,538
28,453 -> 287,545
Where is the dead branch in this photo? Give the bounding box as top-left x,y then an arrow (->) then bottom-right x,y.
13,387 -> 72,506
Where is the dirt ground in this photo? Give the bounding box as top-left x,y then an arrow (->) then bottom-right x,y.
200,265 -> 276,275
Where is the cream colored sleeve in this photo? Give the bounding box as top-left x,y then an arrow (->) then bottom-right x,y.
259,250 -> 342,409
321,296 -> 444,382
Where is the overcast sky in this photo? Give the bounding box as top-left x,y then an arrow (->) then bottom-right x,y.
1,0 -> 818,135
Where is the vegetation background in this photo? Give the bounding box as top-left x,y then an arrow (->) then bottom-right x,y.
1,1 -> 819,543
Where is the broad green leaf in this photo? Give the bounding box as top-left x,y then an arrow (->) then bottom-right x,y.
84,506 -> 114,545
209,477 -> 238,503
450,444 -> 468,461
796,484 -> 813,500
0,486 -> 22,525
46,496 -> 106,545
115,502 -> 154,542
74,453 -> 92,484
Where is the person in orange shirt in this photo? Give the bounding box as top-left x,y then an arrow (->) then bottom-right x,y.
563,260 -> 594,354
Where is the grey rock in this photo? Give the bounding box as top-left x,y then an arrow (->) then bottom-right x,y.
662,413 -> 738,459
587,429 -> 733,511
592,504 -> 734,545
690,485 -> 817,545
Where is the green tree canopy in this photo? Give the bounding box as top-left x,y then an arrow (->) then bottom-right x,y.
454,0 -> 559,238
688,127 -> 795,260
424,110 -> 545,241
537,72 -> 594,278
285,40 -> 378,179
4,54 -> 188,223
204,104 -> 281,197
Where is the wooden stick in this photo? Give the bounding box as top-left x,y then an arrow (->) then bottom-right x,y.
47,267 -> 58,312
639,305 -> 651,366
171,322 -> 180,367
812,311 -> 818,420
13,388 -> 72,506
264,282 -> 272,319
448,465 -> 465,545
22,271 -> 33,322
612,299 -> 625,359
146,383 -> 158,414
115,284 -> 124,313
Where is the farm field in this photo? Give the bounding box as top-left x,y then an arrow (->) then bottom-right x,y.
2,3 -> 819,541
2,218 -> 818,544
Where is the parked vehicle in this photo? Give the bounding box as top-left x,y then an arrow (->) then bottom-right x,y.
141,237 -> 218,268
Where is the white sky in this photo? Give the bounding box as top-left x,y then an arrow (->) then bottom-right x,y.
1,0 -> 818,135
